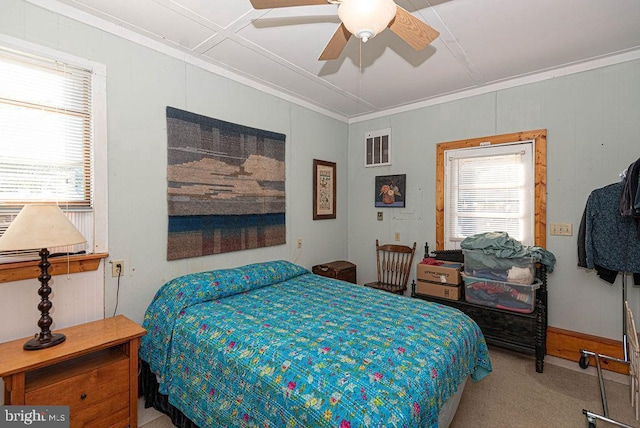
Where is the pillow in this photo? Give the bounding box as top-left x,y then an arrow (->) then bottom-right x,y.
153,259 -> 307,304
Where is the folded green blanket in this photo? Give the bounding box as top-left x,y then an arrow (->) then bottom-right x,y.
461,231 -> 556,272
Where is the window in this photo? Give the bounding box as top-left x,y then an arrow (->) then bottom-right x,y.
436,130 -> 546,250
445,142 -> 535,247
365,128 -> 391,167
0,39 -> 107,262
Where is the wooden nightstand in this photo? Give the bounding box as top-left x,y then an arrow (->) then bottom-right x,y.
0,315 -> 146,427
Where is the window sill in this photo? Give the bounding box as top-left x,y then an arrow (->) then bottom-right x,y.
0,253 -> 108,284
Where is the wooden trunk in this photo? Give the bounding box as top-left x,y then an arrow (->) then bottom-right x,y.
312,261 -> 357,284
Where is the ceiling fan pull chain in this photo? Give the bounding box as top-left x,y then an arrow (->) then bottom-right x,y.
359,39 -> 363,101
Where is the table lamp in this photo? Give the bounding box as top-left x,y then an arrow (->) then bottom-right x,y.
0,205 -> 86,350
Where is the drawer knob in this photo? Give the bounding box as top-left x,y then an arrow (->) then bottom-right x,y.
80,393 -> 87,400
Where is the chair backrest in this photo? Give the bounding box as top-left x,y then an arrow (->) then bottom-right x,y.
375,239 -> 417,288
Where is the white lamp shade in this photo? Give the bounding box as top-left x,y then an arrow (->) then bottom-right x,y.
0,205 -> 86,251
338,0 -> 397,41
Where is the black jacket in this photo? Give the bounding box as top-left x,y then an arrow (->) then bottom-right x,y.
620,157 -> 640,239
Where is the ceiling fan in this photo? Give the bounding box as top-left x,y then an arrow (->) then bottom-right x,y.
249,0 -> 440,60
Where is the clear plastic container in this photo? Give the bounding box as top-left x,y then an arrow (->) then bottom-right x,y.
462,249 -> 538,285
462,274 -> 541,314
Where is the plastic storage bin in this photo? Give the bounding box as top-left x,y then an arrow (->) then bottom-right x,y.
462,249 -> 538,284
463,274 -> 541,313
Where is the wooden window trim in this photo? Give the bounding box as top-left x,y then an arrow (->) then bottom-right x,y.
436,129 -> 547,250
0,253 -> 108,284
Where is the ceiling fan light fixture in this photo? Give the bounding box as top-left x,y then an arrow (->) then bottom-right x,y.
338,0 -> 397,42
356,30 -> 374,43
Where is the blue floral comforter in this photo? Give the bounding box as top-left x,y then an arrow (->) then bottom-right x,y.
140,260 -> 491,428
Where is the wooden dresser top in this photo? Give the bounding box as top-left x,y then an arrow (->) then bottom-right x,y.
0,315 -> 146,377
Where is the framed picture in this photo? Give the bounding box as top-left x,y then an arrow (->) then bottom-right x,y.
313,159 -> 336,220
375,174 -> 406,208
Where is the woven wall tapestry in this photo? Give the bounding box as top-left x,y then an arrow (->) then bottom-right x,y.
166,107 -> 286,260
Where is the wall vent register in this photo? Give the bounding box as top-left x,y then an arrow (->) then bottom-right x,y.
365,128 -> 391,167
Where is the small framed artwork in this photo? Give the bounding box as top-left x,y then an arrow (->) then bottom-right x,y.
375,174 -> 406,208
313,159 -> 337,220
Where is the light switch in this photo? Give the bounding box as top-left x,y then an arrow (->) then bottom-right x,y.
550,223 -> 573,236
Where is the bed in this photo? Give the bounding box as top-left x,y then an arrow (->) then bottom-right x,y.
139,260 -> 492,428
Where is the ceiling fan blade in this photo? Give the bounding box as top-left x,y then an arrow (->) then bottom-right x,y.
388,6 -> 440,51
318,24 -> 352,60
250,0 -> 328,9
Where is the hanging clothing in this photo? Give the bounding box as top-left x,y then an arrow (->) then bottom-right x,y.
619,157 -> 640,238
577,181 -> 640,285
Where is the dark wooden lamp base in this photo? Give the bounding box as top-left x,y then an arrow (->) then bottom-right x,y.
24,248 -> 65,351
24,333 -> 66,350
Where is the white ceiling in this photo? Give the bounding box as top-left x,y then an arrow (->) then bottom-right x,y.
35,0 -> 640,122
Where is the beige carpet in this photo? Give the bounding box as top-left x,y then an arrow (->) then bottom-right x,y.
140,347 -> 639,428
451,347 -> 638,427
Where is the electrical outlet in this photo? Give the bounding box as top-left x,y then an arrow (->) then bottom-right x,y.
377,212 -> 383,221
111,259 -> 124,277
395,232 -> 400,241
297,238 -> 302,249
550,223 -> 573,236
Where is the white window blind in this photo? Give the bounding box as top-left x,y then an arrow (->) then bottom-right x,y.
444,141 -> 535,249
0,45 -> 94,260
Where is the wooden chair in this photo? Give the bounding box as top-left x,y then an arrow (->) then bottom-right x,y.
364,239 -> 416,295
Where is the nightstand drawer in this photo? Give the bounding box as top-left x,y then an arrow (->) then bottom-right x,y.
26,352 -> 129,427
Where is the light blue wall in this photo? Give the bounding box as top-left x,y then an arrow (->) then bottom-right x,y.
3,0 -> 639,341
348,60 -> 640,340
0,0 -> 349,325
